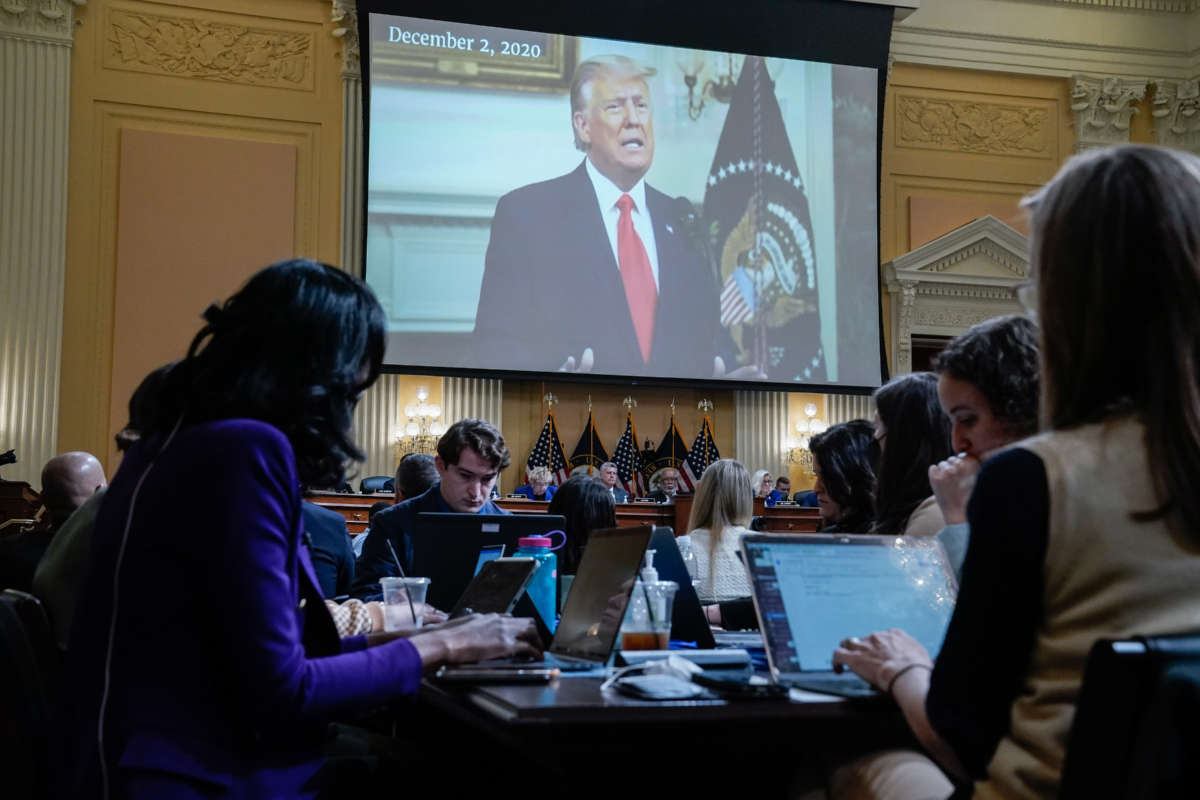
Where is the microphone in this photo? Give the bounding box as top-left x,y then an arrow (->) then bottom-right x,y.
673,196 -> 720,284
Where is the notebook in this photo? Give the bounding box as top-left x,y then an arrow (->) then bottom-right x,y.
741,533 -> 958,698
442,524 -> 654,674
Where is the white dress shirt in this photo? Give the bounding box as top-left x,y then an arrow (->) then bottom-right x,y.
584,157 -> 660,292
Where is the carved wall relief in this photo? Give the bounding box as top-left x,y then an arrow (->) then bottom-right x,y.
0,0 -> 81,41
1152,79 -> 1200,153
105,8 -> 313,89
1070,75 -> 1147,152
896,95 -> 1049,156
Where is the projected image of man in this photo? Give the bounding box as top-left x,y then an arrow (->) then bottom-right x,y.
472,55 -> 749,379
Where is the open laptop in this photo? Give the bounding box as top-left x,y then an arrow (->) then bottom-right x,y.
742,533 -> 958,698
442,524 -> 654,674
410,512 -> 565,610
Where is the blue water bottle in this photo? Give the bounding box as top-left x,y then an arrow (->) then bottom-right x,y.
514,533 -> 563,632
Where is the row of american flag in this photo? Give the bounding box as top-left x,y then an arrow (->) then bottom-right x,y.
525,410 -> 721,497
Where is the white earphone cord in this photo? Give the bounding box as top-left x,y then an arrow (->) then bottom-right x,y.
97,417 -> 183,800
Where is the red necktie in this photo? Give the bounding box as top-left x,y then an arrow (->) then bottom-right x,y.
616,193 -> 657,363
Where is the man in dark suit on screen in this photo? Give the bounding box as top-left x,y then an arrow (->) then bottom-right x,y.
473,55 -> 754,379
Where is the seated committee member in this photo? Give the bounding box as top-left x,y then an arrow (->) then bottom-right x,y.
807,420 -> 877,533
472,55 -> 746,380
546,474 -> 617,576
765,475 -> 791,505
686,459 -> 754,604
597,461 -> 631,502
354,418 -> 512,598
928,315 -> 1040,579
646,466 -> 681,503
57,260 -> 539,797
751,469 -> 773,500
512,465 -> 557,501
0,451 -> 106,593
870,373 -> 953,538
832,146 -> 1200,800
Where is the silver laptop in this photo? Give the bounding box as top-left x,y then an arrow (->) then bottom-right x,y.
741,533 -> 958,697
443,525 -> 654,674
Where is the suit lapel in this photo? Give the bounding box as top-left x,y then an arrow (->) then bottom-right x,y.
647,187 -> 684,365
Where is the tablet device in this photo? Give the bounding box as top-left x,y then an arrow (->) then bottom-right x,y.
449,557 -> 539,619
473,544 -> 505,576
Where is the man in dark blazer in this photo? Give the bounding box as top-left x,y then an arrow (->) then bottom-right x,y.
473,55 -> 749,379
598,461 -> 631,503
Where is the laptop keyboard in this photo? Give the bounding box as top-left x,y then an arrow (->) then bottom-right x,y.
786,673 -> 879,698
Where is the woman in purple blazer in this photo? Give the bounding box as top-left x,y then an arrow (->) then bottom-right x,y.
57,261 -> 540,798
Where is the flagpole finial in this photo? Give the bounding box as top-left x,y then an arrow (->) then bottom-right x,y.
543,392 -> 558,409
586,394 -> 593,412
698,399 -> 714,415
670,397 -> 677,415
623,396 -> 637,411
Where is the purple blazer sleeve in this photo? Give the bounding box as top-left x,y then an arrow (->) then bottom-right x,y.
215,427 -> 423,720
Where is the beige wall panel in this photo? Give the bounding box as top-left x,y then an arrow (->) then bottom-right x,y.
60,0 -> 344,464
500,381 -> 734,493
909,195 -> 1029,250
880,63 -> 1074,366
106,129 -> 296,470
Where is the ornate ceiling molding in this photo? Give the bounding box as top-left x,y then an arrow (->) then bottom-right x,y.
892,0 -> 1199,79
0,0 -> 84,44
1037,0 -> 1198,11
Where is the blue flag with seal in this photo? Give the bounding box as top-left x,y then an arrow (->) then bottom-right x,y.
568,410 -> 609,475
703,55 -> 825,382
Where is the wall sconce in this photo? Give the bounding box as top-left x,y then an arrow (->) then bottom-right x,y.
678,51 -> 737,121
394,385 -> 444,459
785,402 -> 826,473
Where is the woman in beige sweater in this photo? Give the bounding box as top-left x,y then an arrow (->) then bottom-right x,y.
832,145 -> 1200,799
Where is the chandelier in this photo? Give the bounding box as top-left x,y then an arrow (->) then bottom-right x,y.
785,403 -> 826,474
394,385 -> 445,459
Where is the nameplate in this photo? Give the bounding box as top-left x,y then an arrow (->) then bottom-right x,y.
633,498 -> 659,504
505,494 -> 527,499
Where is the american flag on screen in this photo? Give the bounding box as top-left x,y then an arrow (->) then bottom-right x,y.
526,412 -> 570,485
611,412 -> 646,496
682,415 -> 721,489
719,268 -> 757,327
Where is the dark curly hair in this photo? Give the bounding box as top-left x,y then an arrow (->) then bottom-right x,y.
932,315 -> 1040,439
141,259 -> 384,489
546,474 -> 616,575
808,419 -> 877,531
872,372 -> 953,537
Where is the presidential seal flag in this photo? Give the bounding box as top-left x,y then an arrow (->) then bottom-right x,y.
703,55 -> 825,382
652,416 -> 692,490
612,412 -> 646,496
527,412 -> 570,485
568,410 -> 609,475
682,415 -> 721,489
